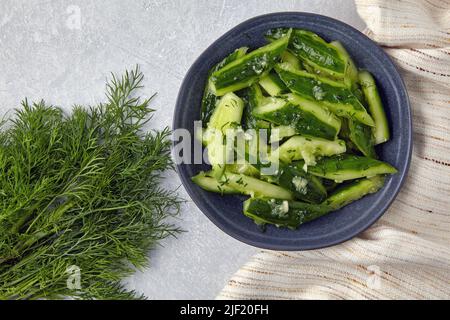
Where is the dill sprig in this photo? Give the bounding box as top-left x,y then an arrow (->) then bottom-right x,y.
0,66 -> 181,299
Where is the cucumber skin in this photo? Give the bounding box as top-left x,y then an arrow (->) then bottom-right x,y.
243,176 -> 385,229
324,176 -> 385,210
359,71 -> 390,145
266,28 -> 347,78
201,47 -> 248,126
241,84 -> 271,130
275,164 -> 327,203
253,97 -> 339,140
306,154 -> 397,181
243,198 -> 331,229
191,172 -> 238,194
329,40 -> 358,88
275,63 -> 375,127
209,30 -> 291,96
224,172 -> 294,200
348,119 -> 377,158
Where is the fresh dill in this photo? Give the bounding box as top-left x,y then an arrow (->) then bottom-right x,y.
0,66 -> 181,300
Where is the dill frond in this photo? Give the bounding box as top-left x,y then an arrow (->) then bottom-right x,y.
0,66 -> 181,300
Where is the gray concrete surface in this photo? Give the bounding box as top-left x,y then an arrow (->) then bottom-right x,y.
0,0 -> 365,299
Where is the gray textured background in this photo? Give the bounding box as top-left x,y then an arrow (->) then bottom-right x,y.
0,0 -> 365,299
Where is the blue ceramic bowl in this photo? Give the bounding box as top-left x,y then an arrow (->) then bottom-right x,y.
173,12 -> 412,250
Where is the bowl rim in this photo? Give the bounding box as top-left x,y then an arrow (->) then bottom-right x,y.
173,12 -> 412,251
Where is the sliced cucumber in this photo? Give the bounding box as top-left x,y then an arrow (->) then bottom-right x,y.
329,41 -> 358,88
206,92 -> 244,178
324,176 -> 385,210
223,172 -> 293,200
284,93 -> 341,137
270,125 -> 296,143
281,50 -> 301,70
274,164 -> 327,203
209,30 -> 291,96
192,172 -> 238,194
241,84 -> 272,131
266,28 -> 348,80
273,135 -> 346,165
208,92 -> 244,131
359,71 -> 390,144
307,154 -> 397,181
201,47 -> 248,126
275,63 -> 375,126
243,197 -> 330,229
259,71 -> 288,96
253,95 -> 341,140
226,162 -> 260,177
348,118 -> 377,158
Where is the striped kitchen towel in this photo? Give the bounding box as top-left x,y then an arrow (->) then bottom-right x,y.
218,0 -> 450,300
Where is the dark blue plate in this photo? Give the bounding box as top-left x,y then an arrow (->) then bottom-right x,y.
173,12 -> 412,251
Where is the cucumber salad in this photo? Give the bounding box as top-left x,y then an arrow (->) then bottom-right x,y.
192,28 -> 397,230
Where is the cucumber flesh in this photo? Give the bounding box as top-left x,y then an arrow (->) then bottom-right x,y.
324,176 -> 385,210
270,125 -> 296,143
192,172 -> 238,194
223,172 -> 293,200
208,92 -> 244,131
359,71 -> 390,144
281,50 -> 302,69
274,135 -> 346,165
259,71 -> 288,96
275,63 -> 375,127
201,47 -> 248,126
243,197 -> 330,229
253,95 -> 341,140
306,154 -> 397,181
209,30 -> 292,96
226,162 -> 260,177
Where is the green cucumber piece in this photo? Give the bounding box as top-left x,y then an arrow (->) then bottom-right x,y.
359,71 -> 390,144
201,47 -> 248,126
223,172 -> 293,200
209,30 -> 291,96
307,154 -> 397,181
253,94 -> 341,140
243,198 -> 331,229
274,164 -> 327,203
226,162 -> 260,178
207,92 -> 244,179
324,176 -> 385,210
329,41 -> 358,88
275,63 -> 375,126
242,84 -> 272,130
259,71 -> 288,96
208,92 -> 244,131
274,135 -> 346,165
269,125 -> 296,143
266,28 -> 348,79
281,50 -> 301,69
348,118 -> 377,158
191,172 -> 238,194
